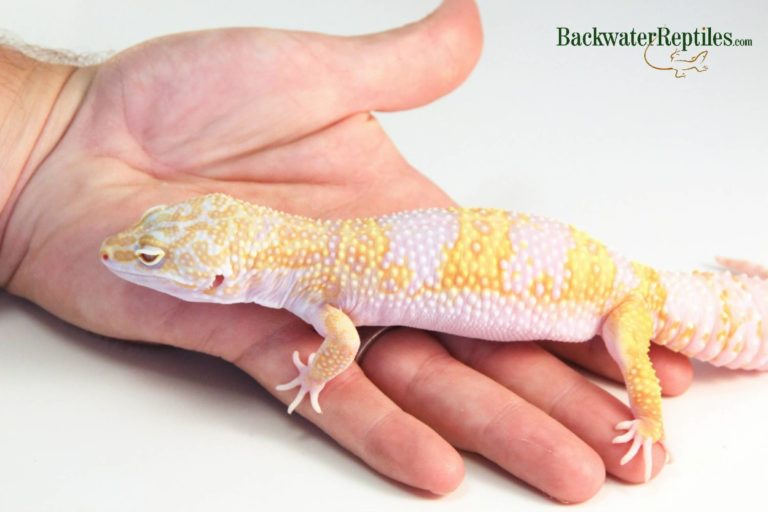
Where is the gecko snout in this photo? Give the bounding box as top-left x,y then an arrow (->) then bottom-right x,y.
99,243 -> 114,263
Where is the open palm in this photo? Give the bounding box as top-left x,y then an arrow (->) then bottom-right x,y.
4,0 -> 692,502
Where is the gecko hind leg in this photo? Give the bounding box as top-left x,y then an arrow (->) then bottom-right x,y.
276,305 -> 360,415
602,295 -> 666,482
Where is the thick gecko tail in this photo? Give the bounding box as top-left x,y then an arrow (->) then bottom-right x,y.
650,264 -> 768,370
715,256 -> 768,279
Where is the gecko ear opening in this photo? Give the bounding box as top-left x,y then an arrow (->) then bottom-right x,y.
138,204 -> 167,222
136,246 -> 166,266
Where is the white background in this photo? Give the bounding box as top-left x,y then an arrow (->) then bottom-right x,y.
1,0 -> 767,510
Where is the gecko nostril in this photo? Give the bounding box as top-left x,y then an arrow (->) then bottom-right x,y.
101,252 -> 110,261
211,275 -> 225,288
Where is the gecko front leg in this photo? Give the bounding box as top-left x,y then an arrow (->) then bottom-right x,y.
276,305 -> 360,414
601,295 -> 665,482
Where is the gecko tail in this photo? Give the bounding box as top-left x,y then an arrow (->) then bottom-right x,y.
715,256 -> 768,279
651,265 -> 768,371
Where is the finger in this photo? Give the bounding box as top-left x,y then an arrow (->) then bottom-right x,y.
440,336 -> 668,484
362,329 -> 604,504
230,316 -> 464,495
341,0 -> 483,112
540,337 -> 694,397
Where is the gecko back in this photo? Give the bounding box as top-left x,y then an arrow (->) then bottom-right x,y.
330,207 -> 640,343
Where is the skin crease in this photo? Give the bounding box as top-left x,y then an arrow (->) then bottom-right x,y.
0,0 -> 694,503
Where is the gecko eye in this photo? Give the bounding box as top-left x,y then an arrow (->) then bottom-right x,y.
135,247 -> 165,266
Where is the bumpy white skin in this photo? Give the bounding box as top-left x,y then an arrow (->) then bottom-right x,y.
331,209 -> 621,342
656,270 -> 768,370
100,193 -> 768,483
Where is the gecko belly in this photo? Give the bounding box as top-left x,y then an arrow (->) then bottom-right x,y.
342,290 -> 605,342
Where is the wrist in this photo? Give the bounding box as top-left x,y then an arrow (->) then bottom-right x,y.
0,45 -> 78,286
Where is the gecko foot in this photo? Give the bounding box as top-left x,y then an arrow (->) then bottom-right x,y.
275,351 -> 326,414
612,419 -> 660,482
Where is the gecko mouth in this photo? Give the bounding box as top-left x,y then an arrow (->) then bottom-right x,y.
107,268 -> 199,289
203,274 -> 226,294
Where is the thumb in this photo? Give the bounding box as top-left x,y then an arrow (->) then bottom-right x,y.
83,1 -> 482,170
340,0 -> 483,112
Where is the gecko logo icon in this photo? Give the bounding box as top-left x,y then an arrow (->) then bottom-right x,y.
556,26 -> 753,79
643,37 -> 708,78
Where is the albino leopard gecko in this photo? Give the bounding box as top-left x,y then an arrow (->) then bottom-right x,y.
99,193 -> 768,483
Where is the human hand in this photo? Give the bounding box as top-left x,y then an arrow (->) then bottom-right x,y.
0,0 -> 692,502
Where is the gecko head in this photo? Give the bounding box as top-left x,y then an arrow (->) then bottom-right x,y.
99,193 -> 249,302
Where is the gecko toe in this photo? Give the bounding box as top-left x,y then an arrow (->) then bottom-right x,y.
276,351 -> 326,415
642,438 -> 653,482
619,434 -> 643,466
612,419 -> 661,482
286,388 -> 308,414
